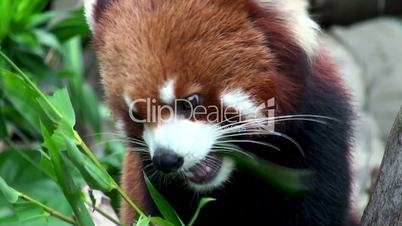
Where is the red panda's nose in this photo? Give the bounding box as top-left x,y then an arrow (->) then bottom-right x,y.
152,148 -> 184,174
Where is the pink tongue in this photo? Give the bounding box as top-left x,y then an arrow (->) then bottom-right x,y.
189,166 -> 212,184
186,155 -> 222,184
188,160 -> 219,184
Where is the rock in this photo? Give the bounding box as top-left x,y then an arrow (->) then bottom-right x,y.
329,18 -> 402,138
321,18 -> 402,216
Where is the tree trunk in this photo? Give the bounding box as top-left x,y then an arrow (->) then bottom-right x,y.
361,106 -> 402,226
309,0 -> 402,25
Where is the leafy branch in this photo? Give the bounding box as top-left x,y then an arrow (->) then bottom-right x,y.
1,49 -> 213,226
0,177 -> 76,225
0,49 -> 147,225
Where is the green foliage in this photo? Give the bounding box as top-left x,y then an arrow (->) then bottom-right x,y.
144,174 -> 184,226
228,151 -> 312,196
0,151 -> 72,226
0,177 -> 19,204
0,1 -> 126,225
64,136 -> 114,192
187,198 -> 215,226
41,123 -> 94,226
0,1 -> 215,223
137,215 -> 153,226
0,49 -> 214,226
0,0 -> 88,79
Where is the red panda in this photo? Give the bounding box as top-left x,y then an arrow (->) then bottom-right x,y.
84,0 -> 358,225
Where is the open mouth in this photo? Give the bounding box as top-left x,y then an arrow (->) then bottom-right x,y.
184,154 -> 222,184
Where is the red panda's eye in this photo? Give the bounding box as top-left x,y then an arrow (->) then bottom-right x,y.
184,94 -> 201,109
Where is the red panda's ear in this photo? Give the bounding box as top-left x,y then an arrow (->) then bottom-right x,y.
84,0 -> 110,33
249,0 -> 320,56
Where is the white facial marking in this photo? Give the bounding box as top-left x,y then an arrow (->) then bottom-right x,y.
83,0 -> 97,32
221,89 -> 265,120
257,0 -> 320,56
143,119 -> 218,169
188,157 -> 235,192
159,80 -> 175,104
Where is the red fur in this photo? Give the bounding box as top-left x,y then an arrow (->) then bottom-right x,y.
89,1 -> 350,225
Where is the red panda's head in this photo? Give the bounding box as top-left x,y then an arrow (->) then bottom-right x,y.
85,0 -> 320,191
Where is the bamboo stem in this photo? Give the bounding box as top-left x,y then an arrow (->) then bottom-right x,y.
17,191 -> 76,225
74,132 -> 149,218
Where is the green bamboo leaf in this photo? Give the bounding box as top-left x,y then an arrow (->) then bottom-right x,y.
144,173 -> 183,226
0,151 -> 73,226
14,0 -> 48,21
63,37 -> 83,76
36,96 -> 61,129
1,70 -> 42,130
187,198 -> 215,226
0,51 -> 63,125
148,217 -> 175,226
100,141 -> 124,169
9,31 -> 43,56
42,89 -> 76,148
1,107 -> 37,136
38,88 -> 75,128
0,76 -> 7,138
0,177 -> 19,203
1,67 -> 67,136
33,29 -> 62,52
0,202 -> 50,226
38,148 -> 57,180
48,88 -> 75,126
64,136 -> 114,192
41,123 -> 95,226
37,88 -> 77,137
0,101 -> 7,139
50,9 -> 90,42
62,38 -> 102,135
14,52 -> 53,79
227,151 -> 312,196
136,215 -> 152,226
81,84 -> 102,134
0,215 -> 20,226
1,70 -> 59,133
27,10 -> 60,28
0,1 -> 12,41
13,202 -> 48,225
0,107 -> 7,138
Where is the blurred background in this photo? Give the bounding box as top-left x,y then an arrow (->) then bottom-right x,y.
0,0 -> 401,224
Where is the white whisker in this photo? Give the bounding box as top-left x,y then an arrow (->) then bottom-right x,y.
216,139 -> 280,152
217,114 -> 335,132
215,130 -> 304,156
211,145 -> 256,160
